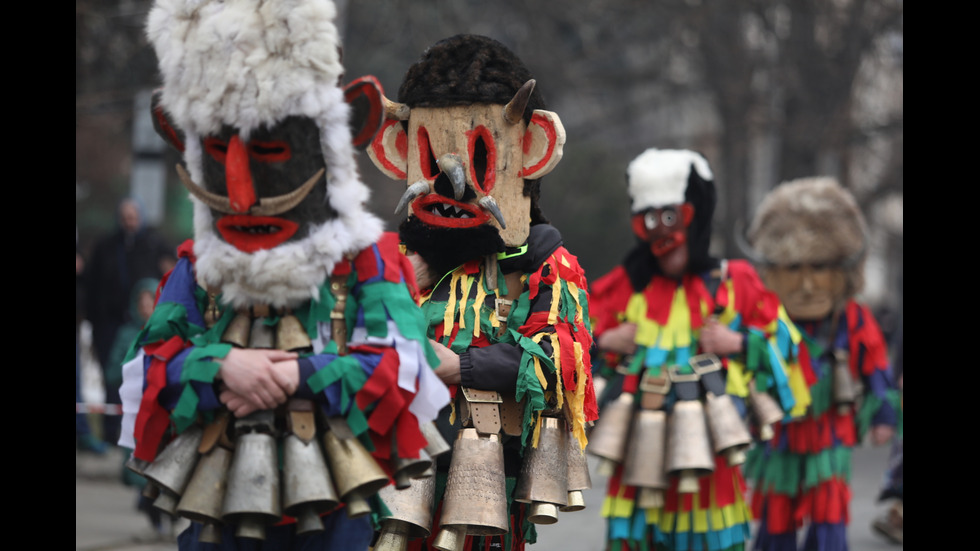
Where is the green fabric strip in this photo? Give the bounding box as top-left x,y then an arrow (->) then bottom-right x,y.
170,343 -> 230,432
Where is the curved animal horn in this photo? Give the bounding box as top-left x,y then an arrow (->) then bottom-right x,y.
251,168 -> 325,216
479,196 -> 506,229
384,97 -> 411,121
176,164 -> 234,213
395,180 -> 430,215
176,164 -> 324,217
503,80 -> 536,125
436,154 -> 466,200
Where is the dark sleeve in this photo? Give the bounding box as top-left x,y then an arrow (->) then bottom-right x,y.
460,339 -> 556,393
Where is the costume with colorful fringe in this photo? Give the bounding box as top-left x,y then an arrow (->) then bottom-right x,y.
744,300 -> 898,551
119,235 -> 449,521
404,231 -> 598,551
591,259 -> 811,551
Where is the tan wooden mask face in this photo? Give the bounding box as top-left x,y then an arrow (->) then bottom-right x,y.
763,264 -> 848,321
405,105 -> 529,245
368,102 -> 565,248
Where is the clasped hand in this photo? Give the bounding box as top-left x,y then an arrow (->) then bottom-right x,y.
216,348 -> 300,417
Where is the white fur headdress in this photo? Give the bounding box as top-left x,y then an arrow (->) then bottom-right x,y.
626,148 -> 714,213
147,0 -> 383,308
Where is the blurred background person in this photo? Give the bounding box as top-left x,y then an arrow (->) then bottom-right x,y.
77,229 -> 106,454
84,197 -> 174,446
743,177 -> 898,551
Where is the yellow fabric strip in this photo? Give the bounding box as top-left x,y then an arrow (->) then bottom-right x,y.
472,272 -> 486,339
669,287 -> 693,350
570,340 -> 588,451
726,359 -> 750,397
603,494 -> 636,519
548,271 -> 561,326
787,358 -> 811,417
553,333 -> 565,409
443,271 -> 461,336
457,272 -> 474,330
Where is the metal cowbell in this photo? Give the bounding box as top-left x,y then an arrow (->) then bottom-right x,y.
747,385 -> 784,441
704,393 -> 752,466
622,409 -> 668,508
321,425 -> 390,519
143,425 -> 205,515
665,400 -> 715,494
221,413 -> 281,540
586,392 -> 634,476
176,445 -> 233,542
282,433 -> 340,534
433,429 -> 509,551
514,416 -> 568,524
374,475 -> 436,550
561,436 -> 592,513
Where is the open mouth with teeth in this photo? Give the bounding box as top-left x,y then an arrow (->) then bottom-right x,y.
217,215 -> 299,252
412,194 -> 490,228
651,232 -> 686,257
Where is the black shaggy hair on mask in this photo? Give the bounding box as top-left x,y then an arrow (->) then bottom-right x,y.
399,216 -> 506,278
623,159 -> 720,288
398,34 -> 551,225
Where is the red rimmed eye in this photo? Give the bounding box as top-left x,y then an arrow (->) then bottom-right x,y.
204,138 -> 228,163
467,126 -> 496,194
417,127 -> 438,179
248,140 -> 291,162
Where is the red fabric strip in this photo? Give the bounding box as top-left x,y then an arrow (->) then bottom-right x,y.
353,243 -> 380,282
132,335 -> 188,461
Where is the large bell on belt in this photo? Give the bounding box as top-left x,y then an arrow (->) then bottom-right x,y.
321,424 -> 390,519
422,421 -> 453,459
221,412 -> 281,540
562,437 -> 592,513
432,428 -> 510,551
832,349 -> 858,415
514,416 -> 568,524
622,409 -> 668,508
392,449 -> 434,489
374,475 -> 436,551
665,400 -> 715,493
586,392 -> 634,475
704,392 -> 752,466
143,425 -> 205,515
176,444 -> 233,544
747,384 -> 784,441
282,433 -> 340,534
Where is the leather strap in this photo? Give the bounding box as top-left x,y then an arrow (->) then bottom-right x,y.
330,274 -> 349,356
460,387 -> 502,435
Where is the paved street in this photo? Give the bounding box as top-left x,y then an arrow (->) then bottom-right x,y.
76,440 -> 899,551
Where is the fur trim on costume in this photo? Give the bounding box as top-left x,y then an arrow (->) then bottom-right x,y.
148,0 -> 385,307
146,0 -> 344,137
748,176 -> 867,270
193,207 -> 383,309
626,148 -> 714,212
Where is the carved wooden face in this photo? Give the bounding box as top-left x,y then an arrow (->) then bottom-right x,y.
762,263 -> 847,320
369,103 -> 565,247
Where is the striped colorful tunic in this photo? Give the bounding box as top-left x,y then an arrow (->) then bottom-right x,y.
591,259 -> 810,551
744,300 -> 899,551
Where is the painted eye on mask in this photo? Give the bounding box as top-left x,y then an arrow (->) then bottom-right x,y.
467,125 -> 496,194
204,138 -> 292,164
644,208 -> 679,230
417,127 -> 439,180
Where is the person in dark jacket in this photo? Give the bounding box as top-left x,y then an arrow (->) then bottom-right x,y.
85,197 -> 174,444
366,34 -> 598,551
